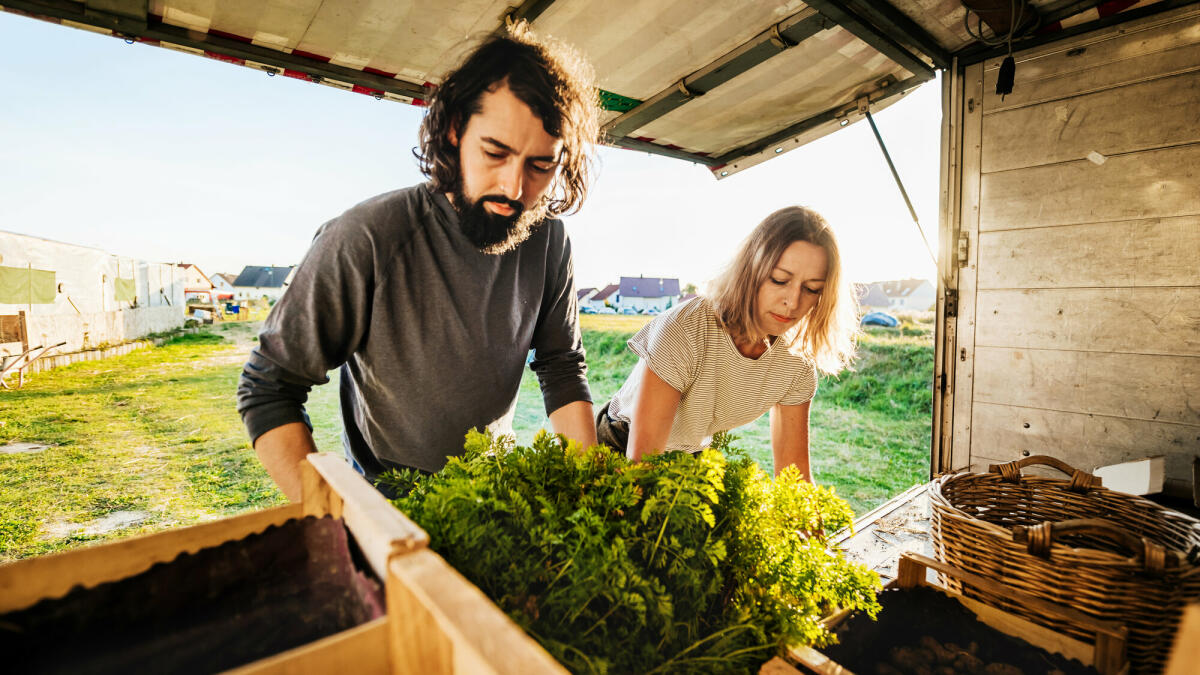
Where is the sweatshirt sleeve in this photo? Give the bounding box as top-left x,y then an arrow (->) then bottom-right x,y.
236,213 -> 378,443
528,226 -> 592,414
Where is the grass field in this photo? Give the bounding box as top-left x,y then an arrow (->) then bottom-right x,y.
519,314 -> 933,513
0,313 -> 931,561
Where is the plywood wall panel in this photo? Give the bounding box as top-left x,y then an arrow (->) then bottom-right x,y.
970,402 -> 1200,481
977,216 -> 1200,289
979,143 -> 1200,231
975,288 -> 1200,356
974,346 -> 1200,426
981,71 -> 1200,173
981,7 -> 1200,111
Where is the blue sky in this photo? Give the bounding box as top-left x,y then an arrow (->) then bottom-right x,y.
0,11 -> 942,290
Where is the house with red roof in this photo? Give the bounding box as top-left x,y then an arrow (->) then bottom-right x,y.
585,283 -> 620,312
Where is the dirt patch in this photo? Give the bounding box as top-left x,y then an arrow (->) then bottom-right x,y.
0,442 -> 50,455
43,510 -> 151,539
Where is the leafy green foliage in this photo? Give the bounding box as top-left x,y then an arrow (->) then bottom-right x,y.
381,430 -> 881,674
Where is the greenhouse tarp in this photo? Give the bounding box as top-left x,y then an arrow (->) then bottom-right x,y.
0,266 -> 56,304
114,278 -> 137,302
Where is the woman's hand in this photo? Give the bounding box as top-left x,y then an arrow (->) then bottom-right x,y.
626,363 -> 682,462
770,401 -> 812,481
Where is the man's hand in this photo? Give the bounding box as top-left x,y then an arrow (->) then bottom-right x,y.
548,400 -> 597,449
253,422 -> 318,501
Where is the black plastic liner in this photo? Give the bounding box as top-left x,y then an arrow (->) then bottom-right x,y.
821,585 -> 1100,675
2,515 -> 385,674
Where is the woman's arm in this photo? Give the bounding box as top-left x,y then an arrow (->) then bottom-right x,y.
770,401 -> 812,480
626,363 -> 683,462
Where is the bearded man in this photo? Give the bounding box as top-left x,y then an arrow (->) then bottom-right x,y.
237,26 -> 600,500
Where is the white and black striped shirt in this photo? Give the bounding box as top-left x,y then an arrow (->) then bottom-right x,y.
608,297 -> 818,453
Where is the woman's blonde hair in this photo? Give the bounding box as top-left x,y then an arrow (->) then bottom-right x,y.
709,206 -> 858,375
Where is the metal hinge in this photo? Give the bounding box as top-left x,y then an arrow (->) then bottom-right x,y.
956,233 -> 969,267
944,288 -> 958,317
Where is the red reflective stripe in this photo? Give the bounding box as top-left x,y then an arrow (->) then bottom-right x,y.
352,85 -> 384,97
207,28 -> 253,44
291,49 -> 331,63
204,51 -> 245,66
1098,0 -> 1141,18
363,66 -> 398,78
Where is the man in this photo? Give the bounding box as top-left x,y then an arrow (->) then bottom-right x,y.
237,25 -> 600,501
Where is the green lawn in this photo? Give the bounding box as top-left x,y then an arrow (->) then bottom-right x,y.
0,313 -> 931,561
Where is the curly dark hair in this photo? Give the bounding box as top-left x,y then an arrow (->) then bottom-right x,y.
415,22 -> 600,217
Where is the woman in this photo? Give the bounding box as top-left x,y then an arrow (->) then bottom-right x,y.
596,206 -> 857,479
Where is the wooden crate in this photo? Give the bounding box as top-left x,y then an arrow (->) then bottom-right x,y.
782,553 -> 1129,675
0,453 -> 567,674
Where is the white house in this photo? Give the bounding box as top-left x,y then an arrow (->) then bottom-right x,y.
178,263 -> 214,303
210,273 -> 237,300
616,276 -> 681,313
586,284 -> 620,311
873,278 -> 935,312
856,282 -> 891,309
231,265 -> 295,302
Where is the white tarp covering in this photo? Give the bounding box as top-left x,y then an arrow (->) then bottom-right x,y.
6,0 -> 1169,177
0,231 -> 185,354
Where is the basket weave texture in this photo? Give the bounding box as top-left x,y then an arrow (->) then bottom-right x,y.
931,456 -> 1200,675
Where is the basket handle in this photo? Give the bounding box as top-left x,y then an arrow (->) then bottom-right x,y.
987,455 -> 1101,493
1012,518 -> 1180,575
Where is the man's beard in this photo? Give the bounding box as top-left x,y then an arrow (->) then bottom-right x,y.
452,187 -> 548,255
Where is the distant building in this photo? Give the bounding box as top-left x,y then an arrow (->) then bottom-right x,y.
586,283 -> 620,311
617,275 -> 681,313
231,265 -> 295,302
211,273 -> 237,300
870,278 -> 935,312
855,282 -> 891,309
677,292 -> 699,305
178,263 -> 214,301
576,287 -> 597,304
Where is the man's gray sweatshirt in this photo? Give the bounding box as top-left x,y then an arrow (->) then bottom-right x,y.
237,183 -> 590,479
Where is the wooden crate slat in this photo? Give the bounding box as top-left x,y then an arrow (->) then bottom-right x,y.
387,549 -> 568,675
225,616 -> 390,675
305,453 -> 429,581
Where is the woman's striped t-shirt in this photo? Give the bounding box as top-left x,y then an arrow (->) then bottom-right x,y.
607,297 -> 818,453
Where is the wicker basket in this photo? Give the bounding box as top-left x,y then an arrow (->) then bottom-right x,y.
931,455 -> 1200,674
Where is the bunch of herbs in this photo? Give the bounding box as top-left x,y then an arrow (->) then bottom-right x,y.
380,430 -> 880,674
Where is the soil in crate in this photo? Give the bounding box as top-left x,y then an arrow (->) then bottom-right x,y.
820,586 -> 1098,675
1,515 -> 385,674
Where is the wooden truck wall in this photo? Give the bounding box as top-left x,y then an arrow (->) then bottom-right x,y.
938,4 -> 1200,497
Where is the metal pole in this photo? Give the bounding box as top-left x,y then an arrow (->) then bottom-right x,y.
864,109 -> 939,270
